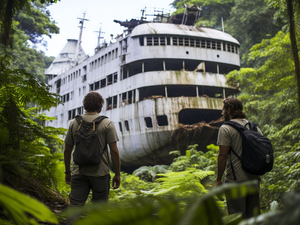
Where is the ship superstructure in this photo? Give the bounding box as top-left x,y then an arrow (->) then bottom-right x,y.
45,8 -> 240,167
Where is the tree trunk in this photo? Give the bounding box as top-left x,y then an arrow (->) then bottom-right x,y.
286,0 -> 300,112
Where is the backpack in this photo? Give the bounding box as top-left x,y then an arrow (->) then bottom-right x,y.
224,121 -> 274,178
73,115 -> 107,166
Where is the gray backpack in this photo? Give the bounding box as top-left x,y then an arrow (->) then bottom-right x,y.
73,115 -> 107,166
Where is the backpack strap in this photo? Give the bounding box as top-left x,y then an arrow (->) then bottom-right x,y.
75,115 -> 83,131
224,121 -> 246,181
245,121 -> 258,132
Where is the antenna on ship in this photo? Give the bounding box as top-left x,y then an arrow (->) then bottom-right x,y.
94,24 -> 105,53
75,12 -> 89,61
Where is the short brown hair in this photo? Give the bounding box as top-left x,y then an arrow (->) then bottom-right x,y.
83,91 -> 104,112
223,97 -> 246,119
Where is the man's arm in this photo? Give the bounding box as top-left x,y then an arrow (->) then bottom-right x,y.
108,142 -> 121,189
217,145 -> 230,186
64,144 -> 73,185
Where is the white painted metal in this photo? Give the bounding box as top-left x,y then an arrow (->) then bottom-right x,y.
45,21 -> 240,167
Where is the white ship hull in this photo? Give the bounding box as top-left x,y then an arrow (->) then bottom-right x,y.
45,16 -> 240,168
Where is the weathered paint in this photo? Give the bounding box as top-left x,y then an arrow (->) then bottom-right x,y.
44,19 -> 240,167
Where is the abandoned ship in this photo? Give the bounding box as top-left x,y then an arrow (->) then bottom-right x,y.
45,7 -> 240,168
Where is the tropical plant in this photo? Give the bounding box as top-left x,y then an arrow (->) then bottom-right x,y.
0,183 -> 58,225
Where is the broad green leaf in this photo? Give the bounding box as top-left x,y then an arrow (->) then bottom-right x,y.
0,184 -> 58,225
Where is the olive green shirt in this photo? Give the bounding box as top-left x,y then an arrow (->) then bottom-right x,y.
217,119 -> 262,182
64,113 -> 119,177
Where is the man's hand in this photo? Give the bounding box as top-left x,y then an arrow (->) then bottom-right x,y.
112,174 -> 120,189
65,173 -> 71,185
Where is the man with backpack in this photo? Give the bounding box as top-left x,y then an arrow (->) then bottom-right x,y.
216,97 -> 269,218
64,91 -> 120,224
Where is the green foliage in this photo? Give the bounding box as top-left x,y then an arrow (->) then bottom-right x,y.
0,0 -> 59,49
226,29 -> 300,208
0,184 -> 58,225
66,180 -> 259,225
15,1 -> 59,45
153,169 -> 214,198
171,0 -> 235,30
225,0 -> 284,67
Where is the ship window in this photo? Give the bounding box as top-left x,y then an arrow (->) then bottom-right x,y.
101,78 -> 106,88
217,42 -> 221,50
154,37 -> 159,46
128,91 -> 133,104
120,93 -> 127,106
72,109 -> 76,119
61,53 -> 68,58
235,46 -> 239,54
79,69 -> 81,76
68,111 -> 71,120
115,48 -> 118,58
77,107 -> 82,115
107,74 -> 112,85
144,117 -> 153,128
119,122 -> 123,132
106,98 -> 112,110
232,45 -> 235,53
201,39 -> 206,48
223,42 -> 226,51
139,36 -> 144,46
124,120 -> 129,131
147,36 -> 152,46
95,81 -> 100,90
212,41 -> 216,49
167,85 -> 197,97
184,38 -> 189,46
173,37 -> 178,45
89,84 -> 94,91
98,58 -> 100,67
113,95 -> 117,108
196,39 -> 200,47
157,115 -> 168,126
144,60 -> 163,72
207,40 -> 211,49
122,66 -> 128,79
105,54 -> 107,63
227,44 -> 231,52
82,75 -> 86,83
113,72 -> 118,83
101,56 -> 104,65
108,52 -> 111,61
76,71 -> 78,78
190,39 -> 195,47
167,37 -> 171,45
160,36 -> 165,45
179,37 -> 183,46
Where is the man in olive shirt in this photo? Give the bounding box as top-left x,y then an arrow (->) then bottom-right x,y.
64,91 -> 120,224
216,97 -> 261,218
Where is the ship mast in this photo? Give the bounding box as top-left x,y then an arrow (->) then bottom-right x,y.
94,24 -> 104,52
75,12 -> 89,61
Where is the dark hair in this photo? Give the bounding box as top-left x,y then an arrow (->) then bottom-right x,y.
83,91 -> 104,112
223,97 -> 246,119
